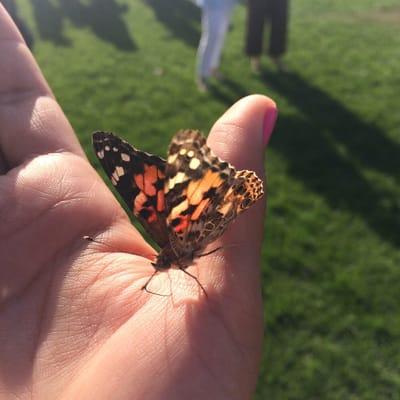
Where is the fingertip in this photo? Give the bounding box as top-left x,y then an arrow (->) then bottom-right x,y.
241,94 -> 277,147
207,94 -> 278,174
262,101 -> 278,146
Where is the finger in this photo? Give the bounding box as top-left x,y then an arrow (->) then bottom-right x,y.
204,95 -> 277,291
0,4 -> 85,170
0,149 -> 7,174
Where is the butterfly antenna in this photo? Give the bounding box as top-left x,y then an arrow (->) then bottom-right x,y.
196,246 -> 223,258
179,267 -> 208,298
83,235 -> 157,260
196,243 -> 242,258
83,235 -> 115,250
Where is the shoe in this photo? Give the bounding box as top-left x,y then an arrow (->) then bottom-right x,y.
196,77 -> 209,93
271,57 -> 287,72
250,57 -> 261,74
211,69 -> 224,81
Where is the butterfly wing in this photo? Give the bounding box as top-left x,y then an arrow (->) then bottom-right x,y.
92,131 -> 169,248
200,169 -> 264,245
164,129 -> 264,254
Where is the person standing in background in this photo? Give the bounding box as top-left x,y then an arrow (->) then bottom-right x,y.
245,0 -> 289,73
196,0 -> 237,92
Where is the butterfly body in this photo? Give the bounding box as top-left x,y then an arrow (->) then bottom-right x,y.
92,130 -> 263,279
153,244 -> 195,270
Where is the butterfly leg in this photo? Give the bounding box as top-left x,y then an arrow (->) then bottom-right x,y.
141,270 -> 171,297
178,267 -> 208,298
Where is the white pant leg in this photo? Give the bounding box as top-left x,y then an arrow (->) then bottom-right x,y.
196,2 -> 235,79
197,5 -> 213,79
209,4 -> 234,71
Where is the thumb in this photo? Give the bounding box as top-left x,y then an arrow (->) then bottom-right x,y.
202,95 -> 277,295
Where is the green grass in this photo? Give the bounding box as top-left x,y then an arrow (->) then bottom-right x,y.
14,0 -> 400,398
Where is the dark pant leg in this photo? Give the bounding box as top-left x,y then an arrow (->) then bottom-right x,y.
268,0 -> 289,57
245,0 -> 268,56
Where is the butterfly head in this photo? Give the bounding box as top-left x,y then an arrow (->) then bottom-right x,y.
152,244 -> 196,271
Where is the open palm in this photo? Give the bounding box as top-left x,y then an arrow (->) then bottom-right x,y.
0,6 -> 277,400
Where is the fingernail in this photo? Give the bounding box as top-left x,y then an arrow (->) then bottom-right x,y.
263,106 -> 278,146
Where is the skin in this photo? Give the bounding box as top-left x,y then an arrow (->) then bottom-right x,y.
0,5 -> 277,400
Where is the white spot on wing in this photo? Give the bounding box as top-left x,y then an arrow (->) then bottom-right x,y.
187,150 -> 194,158
179,148 -> 187,155
116,166 -> 125,177
175,171 -> 186,183
189,158 -> 201,170
168,171 -> 186,189
112,170 -> 119,183
121,153 -> 130,162
97,150 -> 104,159
168,153 -> 178,164
105,145 -> 111,151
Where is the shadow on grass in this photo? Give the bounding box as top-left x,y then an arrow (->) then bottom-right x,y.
31,0 -> 137,50
144,0 -> 201,47
210,72 -> 400,246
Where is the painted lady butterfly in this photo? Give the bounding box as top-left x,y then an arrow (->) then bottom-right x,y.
92,130 -> 263,292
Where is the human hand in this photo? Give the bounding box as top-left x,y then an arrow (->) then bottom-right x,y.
0,5 -> 277,400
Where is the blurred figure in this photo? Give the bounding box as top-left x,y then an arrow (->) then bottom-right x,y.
245,0 -> 289,73
196,0 -> 237,92
1,0 -> 34,49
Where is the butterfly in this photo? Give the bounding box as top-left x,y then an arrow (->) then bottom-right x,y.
92,130 -> 264,293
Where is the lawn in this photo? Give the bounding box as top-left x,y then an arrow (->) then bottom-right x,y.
14,0 -> 400,398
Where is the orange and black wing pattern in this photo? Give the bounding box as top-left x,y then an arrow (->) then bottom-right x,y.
92,131 -> 169,248
164,130 -> 264,253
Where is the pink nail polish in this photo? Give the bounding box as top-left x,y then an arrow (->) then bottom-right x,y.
263,107 -> 278,146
